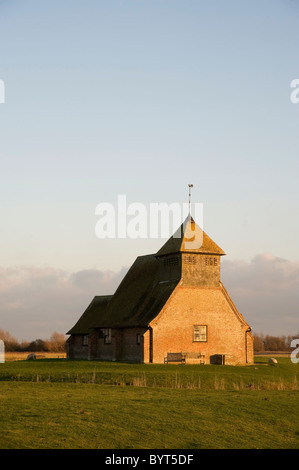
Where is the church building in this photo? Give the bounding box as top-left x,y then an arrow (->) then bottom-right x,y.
66,216 -> 253,365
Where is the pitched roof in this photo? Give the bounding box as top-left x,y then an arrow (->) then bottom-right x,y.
67,254 -> 179,333
93,254 -> 179,328
66,295 -> 113,335
156,215 -> 225,257
66,215 -> 225,334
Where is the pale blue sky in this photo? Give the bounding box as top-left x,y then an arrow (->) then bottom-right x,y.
0,1 -> 298,339
1,0 -> 299,270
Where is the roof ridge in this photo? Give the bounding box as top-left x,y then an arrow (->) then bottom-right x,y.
156,216 -> 225,257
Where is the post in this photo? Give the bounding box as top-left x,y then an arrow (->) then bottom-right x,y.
188,184 -> 193,214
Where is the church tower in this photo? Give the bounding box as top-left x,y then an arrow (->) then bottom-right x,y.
155,215 -> 226,287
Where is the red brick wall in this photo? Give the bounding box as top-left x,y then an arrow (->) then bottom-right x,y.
181,254 -> 221,287
66,335 -> 89,359
148,285 -> 253,365
246,331 -> 254,363
88,327 -> 147,362
143,328 -> 151,363
120,328 -> 146,362
89,329 -> 117,361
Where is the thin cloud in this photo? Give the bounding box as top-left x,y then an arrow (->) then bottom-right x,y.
70,268 -> 127,293
222,254 -> 299,336
0,253 -> 298,341
0,265 -> 128,342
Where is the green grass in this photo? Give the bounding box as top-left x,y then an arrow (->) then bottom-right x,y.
0,357 -> 298,449
0,356 -> 297,390
0,383 -> 298,449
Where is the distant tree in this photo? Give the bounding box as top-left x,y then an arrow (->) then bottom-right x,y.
263,335 -> 288,351
253,332 -> 264,352
27,338 -> 49,352
46,331 -> 66,352
18,340 -> 30,352
0,329 -> 19,352
252,332 -> 295,352
0,329 -> 67,352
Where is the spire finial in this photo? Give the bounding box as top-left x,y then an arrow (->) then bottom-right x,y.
188,184 -> 193,215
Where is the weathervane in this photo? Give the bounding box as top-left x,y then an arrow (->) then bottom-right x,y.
188,184 -> 193,215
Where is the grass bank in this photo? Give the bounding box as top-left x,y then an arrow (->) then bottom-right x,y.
0,382 -> 298,449
0,356 -> 297,449
0,356 -> 297,391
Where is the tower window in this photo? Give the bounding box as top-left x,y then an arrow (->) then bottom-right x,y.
184,255 -> 196,264
205,257 -> 218,266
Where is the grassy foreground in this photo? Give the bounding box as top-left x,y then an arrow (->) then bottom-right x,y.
0,356 -> 298,390
0,357 -> 298,449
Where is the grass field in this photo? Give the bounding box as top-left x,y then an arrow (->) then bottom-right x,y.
4,352 -> 67,361
0,356 -> 298,449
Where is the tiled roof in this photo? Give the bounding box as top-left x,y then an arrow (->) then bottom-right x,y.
66,295 -> 112,335
93,254 -> 179,328
156,215 -> 225,256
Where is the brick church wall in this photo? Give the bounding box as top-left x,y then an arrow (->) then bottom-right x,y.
66,335 -> 89,359
88,329 -> 117,361
120,328 -> 146,362
181,253 -> 221,287
87,327 -> 147,362
148,285 -> 253,365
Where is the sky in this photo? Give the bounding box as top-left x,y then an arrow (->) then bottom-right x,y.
0,0 -> 298,341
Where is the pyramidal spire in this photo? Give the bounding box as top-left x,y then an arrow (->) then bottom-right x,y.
156,214 -> 225,257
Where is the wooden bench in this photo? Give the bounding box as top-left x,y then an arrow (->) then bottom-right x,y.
182,352 -> 205,365
164,352 -> 186,364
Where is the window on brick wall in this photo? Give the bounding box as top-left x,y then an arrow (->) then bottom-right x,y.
205,257 -> 218,266
99,328 -> 112,344
193,325 -> 207,342
82,335 -> 88,346
184,255 -> 196,264
104,328 -> 111,344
